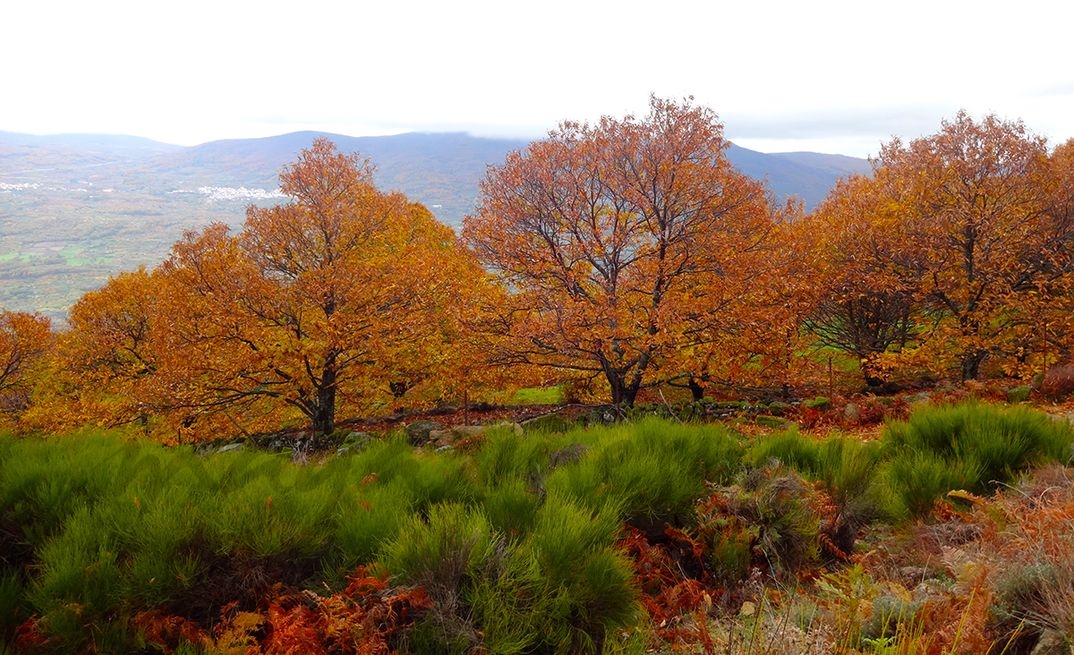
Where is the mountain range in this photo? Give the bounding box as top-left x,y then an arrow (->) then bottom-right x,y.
0,130 -> 870,319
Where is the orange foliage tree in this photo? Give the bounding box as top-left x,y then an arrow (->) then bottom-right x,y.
871,111 -> 1073,380
1031,138 -> 1074,367
798,174 -> 929,386
463,96 -> 779,405
0,310 -> 51,423
154,139 -> 490,437
24,268 -> 164,432
37,140 -> 490,440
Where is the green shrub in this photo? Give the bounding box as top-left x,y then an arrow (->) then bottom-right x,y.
346,435 -> 421,484
402,451 -> 478,511
381,503 -> 498,652
0,433 -> 144,548
465,547 -> 547,654
332,480 -> 411,573
882,451 -> 979,518
880,403 -> 1074,516
200,455 -> 337,560
381,492 -> 638,655
113,489 -> 205,608
381,502 -> 496,603
481,478 -> 542,537
748,429 -> 822,474
547,417 -> 742,530
473,428 -> 555,487
516,492 -> 638,653
29,504 -> 128,652
527,491 -> 623,580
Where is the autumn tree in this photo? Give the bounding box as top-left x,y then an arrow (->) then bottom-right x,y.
799,174 -> 928,386
873,111 -> 1070,380
25,268 -> 164,431
157,139 -> 488,437
1032,138 -> 1074,365
463,96 -> 777,406
0,310 -> 51,421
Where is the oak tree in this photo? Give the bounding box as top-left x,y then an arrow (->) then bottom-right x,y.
41,268 -> 164,430
0,310 -> 51,420
875,111 -> 1064,380
159,139 -> 487,436
464,97 -> 777,405
800,174 -> 926,386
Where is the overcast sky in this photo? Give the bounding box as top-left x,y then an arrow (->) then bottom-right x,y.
4,0 -> 1071,158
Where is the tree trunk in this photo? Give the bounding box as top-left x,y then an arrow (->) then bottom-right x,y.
604,369 -> 640,408
860,352 -> 886,388
957,312 -> 986,381
313,360 -> 338,436
687,378 -> 705,402
960,349 -> 986,382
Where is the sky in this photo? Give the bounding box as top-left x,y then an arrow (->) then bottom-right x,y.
4,0 -> 1072,158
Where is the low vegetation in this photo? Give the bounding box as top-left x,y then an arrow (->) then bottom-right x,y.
2,400 -> 1073,653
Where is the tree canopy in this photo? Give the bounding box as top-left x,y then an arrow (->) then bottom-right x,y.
464,96 -> 781,405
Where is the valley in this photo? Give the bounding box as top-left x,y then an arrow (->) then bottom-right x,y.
0,130 -> 869,320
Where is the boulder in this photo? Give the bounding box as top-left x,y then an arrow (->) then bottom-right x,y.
843,403 -> 861,423
342,431 -> 373,448
428,422 -> 524,448
405,420 -> 445,446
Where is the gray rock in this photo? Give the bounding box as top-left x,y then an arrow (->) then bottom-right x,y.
429,422 -> 525,448
843,403 -> 861,422
549,443 -> 589,469
343,431 -> 372,445
405,420 -> 445,446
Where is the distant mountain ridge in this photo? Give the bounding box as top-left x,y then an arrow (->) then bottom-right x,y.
0,130 -> 869,318
2,129 -> 870,221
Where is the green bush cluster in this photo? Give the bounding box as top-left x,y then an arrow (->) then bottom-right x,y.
545,417 -> 743,532
880,402 -> 1073,517
0,433 -> 472,652
386,495 -> 639,654
750,402 -> 1074,522
0,423 -> 651,653
3,402 -> 1070,652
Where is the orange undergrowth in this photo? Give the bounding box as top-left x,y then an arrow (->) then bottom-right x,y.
131,567 -> 431,655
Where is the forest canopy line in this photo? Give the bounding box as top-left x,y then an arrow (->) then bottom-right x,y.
2,97 -> 1074,439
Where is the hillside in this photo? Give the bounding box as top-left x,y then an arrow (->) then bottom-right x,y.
732,146 -> 872,206
0,131 -> 867,319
